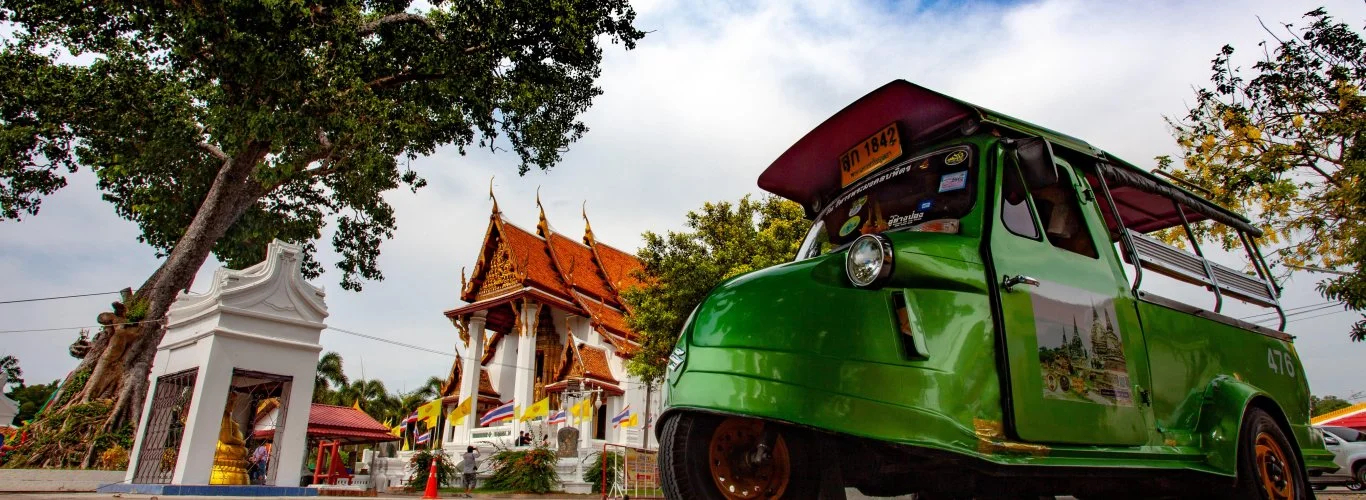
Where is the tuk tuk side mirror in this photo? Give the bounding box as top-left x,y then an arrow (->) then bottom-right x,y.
1008,137 -> 1059,189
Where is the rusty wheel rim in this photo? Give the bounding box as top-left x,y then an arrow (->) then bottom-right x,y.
707,417 -> 791,499
1254,431 -> 1295,500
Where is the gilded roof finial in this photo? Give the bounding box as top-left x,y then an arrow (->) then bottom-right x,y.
582,201 -> 596,246
488,176 -> 500,216
460,266 -> 467,291
536,186 -> 551,238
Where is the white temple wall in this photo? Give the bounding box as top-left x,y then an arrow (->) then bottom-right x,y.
489,332 -> 518,400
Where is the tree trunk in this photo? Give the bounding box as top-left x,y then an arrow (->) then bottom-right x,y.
111,143 -> 271,429
9,143 -> 272,469
643,381 -> 653,449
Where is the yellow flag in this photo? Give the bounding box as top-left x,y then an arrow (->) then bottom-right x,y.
390,425 -> 403,437
624,413 -> 639,428
447,398 -> 472,425
416,399 -> 442,427
520,397 -> 550,422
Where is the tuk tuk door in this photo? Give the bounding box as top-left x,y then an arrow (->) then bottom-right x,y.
988,154 -> 1152,446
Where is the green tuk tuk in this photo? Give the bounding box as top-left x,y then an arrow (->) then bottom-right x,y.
656,80 -> 1336,499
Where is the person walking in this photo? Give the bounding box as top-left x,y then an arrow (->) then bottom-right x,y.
460,445 -> 480,498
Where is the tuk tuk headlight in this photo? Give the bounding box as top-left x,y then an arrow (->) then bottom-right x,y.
846,234 -> 893,288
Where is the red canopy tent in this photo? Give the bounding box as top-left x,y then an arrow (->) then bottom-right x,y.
1313,402 -> 1366,431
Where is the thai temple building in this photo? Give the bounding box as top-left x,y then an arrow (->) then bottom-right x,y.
434,193 -> 658,454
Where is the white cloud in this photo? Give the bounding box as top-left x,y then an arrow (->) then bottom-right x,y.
2,0 -> 1362,401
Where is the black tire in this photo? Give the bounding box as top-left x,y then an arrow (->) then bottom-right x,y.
1358,464 -> 1366,490
1229,408 -> 1311,500
660,412 -> 822,500
1348,480 -> 1364,491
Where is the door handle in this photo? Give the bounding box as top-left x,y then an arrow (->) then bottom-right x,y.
1002,275 -> 1040,292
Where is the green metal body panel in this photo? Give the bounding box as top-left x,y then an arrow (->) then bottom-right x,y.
662,133 -> 1334,480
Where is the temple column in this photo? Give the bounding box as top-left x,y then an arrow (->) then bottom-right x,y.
511,302 -> 541,438
460,311 -> 488,442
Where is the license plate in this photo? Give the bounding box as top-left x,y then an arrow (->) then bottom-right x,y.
840,122 -> 903,187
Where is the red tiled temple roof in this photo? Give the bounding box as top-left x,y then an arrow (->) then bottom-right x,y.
451,198 -> 646,361
574,292 -> 633,339
548,233 -> 617,304
593,243 -> 647,296
498,220 -> 572,299
440,357 -> 500,399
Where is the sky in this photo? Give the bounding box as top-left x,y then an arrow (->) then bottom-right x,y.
1,0 -> 1363,401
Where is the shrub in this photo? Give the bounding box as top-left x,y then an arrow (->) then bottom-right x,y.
407,450 -> 455,491
485,445 -> 559,493
583,450 -> 622,493
97,444 -> 129,470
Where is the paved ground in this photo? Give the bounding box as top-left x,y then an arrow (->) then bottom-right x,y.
1,487 -> 1361,499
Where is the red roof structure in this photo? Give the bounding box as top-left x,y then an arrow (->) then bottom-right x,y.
442,194 -> 644,404
254,403 -> 398,444
1313,402 -> 1366,430
445,195 -> 644,360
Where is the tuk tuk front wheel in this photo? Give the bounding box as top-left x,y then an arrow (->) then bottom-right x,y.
1230,408 -> 1309,500
660,412 -> 822,500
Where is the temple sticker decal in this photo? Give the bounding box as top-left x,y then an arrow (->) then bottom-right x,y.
1032,283 -> 1133,406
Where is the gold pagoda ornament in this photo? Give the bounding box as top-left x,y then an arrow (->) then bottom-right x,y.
209,394 -> 251,485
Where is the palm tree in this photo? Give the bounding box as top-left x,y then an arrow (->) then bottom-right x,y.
313,352 -> 348,403
335,379 -> 398,419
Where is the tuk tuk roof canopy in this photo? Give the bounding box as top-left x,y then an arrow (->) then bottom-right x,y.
758,80 -> 1260,237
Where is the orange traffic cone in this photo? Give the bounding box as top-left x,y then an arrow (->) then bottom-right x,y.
421,457 -> 441,499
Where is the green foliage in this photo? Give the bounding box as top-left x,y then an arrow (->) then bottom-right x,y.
4,380 -> 57,425
0,355 -> 21,385
407,449 -> 456,491
313,351 -> 349,403
1311,394 -> 1355,417
122,298 -> 149,323
1,399 -> 124,468
1161,8 -> 1366,340
484,445 -> 560,493
54,370 -> 89,408
0,0 -> 644,291
621,195 -> 811,384
583,450 -> 622,493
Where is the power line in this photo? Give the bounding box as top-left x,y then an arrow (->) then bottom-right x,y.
1240,301 -> 1341,321
1288,309 -> 1354,324
0,291 -> 123,305
0,319 -> 161,334
325,326 -> 455,358
1249,303 -> 1347,326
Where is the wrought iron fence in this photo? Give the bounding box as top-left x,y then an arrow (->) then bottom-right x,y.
132,369 -> 198,484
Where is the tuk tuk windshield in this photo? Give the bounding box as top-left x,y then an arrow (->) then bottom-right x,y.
796,146 -> 976,260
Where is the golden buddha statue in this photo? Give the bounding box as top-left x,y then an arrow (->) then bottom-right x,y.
209,394 -> 251,485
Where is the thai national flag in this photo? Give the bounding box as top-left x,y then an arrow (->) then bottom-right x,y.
403,410 -> 419,424
547,410 -> 567,425
415,430 -> 431,445
479,401 -> 515,427
611,405 -> 631,428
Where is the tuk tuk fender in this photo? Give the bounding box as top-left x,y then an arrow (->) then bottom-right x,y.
1195,375 -> 1320,477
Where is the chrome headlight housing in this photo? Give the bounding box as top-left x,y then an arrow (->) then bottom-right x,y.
845,233 -> 893,288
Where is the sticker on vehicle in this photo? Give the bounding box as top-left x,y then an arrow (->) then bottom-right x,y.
839,216 -> 862,236
849,195 -> 867,216
1032,282 -> 1133,406
888,212 -> 924,228
916,199 -> 933,211
938,171 -> 968,192
944,150 -> 967,166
